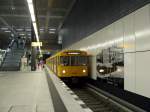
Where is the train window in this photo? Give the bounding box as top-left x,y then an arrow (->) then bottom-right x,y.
60,56 -> 70,66
70,56 -> 78,66
78,56 -> 87,66
70,56 -> 87,66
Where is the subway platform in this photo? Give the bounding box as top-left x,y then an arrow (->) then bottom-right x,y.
0,67 -> 91,112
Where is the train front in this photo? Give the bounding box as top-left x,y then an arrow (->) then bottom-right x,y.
57,51 -> 88,79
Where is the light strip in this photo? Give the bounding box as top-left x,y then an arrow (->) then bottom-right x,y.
28,3 -> 35,22
4,30 -> 11,32
19,33 -> 25,36
1,27 -> 8,30
49,28 -> 56,31
49,31 -> 55,34
67,52 -> 80,55
80,37 -> 123,51
16,29 -> 23,31
27,0 -> 41,54
33,22 -> 39,42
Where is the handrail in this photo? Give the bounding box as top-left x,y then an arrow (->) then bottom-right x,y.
0,39 -> 15,67
0,50 -> 6,67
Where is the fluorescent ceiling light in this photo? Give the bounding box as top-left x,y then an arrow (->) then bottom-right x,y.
49,31 -> 55,34
27,0 -> 32,4
19,34 -> 25,36
27,0 -> 35,22
16,29 -> 23,31
27,0 -> 41,54
40,28 -> 44,31
26,29 -> 31,31
49,28 -> 56,31
5,30 -> 11,32
33,22 -> 39,42
28,4 -> 35,22
1,27 -> 8,30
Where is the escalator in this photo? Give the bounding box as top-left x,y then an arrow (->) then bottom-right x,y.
0,41 -> 24,71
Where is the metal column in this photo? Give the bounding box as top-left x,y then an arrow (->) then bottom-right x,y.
31,25 -> 36,71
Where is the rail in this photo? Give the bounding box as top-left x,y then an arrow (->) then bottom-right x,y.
85,83 -> 147,112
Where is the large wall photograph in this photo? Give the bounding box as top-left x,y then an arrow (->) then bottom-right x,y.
96,45 -> 124,88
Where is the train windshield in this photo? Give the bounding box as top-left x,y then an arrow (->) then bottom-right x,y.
60,56 -> 70,66
78,56 -> 88,65
60,56 -> 87,66
71,56 -> 87,66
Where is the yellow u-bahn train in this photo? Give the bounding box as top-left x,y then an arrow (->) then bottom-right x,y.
46,50 -> 89,80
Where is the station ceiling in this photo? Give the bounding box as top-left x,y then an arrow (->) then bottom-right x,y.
0,0 -> 75,51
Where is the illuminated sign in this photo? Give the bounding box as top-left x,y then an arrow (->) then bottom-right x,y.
31,42 -> 42,47
67,52 -> 80,55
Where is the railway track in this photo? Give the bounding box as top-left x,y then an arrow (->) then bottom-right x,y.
69,84 -> 131,112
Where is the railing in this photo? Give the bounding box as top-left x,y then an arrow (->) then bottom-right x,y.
0,50 -> 6,67
0,39 -> 15,67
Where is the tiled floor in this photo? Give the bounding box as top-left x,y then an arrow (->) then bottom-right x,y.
0,70 -> 54,112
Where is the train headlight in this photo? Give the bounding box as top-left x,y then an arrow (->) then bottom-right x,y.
99,69 -> 104,73
117,68 -> 122,72
83,69 -> 86,73
62,70 -> 66,74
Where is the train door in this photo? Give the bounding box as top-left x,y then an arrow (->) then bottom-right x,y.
56,56 -> 59,75
54,57 -> 58,74
54,58 -> 56,74
52,58 -> 54,71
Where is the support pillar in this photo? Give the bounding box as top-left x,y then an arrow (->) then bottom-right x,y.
31,25 -> 36,71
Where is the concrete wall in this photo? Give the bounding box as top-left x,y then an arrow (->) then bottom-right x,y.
66,4 -> 150,98
61,0 -> 150,48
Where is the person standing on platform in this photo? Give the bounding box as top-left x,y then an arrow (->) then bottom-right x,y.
37,61 -> 40,69
21,55 -> 27,71
40,60 -> 44,69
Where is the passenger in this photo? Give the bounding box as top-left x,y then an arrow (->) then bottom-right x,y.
63,60 -> 68,66
40,60 -> 44,69
6,46 -> 11,53
37,61 -> 40,69
21,55 -> 27,71
18,36 -> 21,48
20,38 -> 25,48
14,37 -> 19,48
7,46 -> 14,55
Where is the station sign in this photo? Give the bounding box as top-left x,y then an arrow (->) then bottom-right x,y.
31,42 -> 42,47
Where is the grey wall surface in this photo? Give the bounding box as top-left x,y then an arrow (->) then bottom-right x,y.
0,34 -> 10,49
60,0 -> 150,48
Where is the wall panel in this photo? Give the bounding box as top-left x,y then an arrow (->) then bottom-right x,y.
136,51 -> 150,98
134,5 -> 150,51
123,13 -> 135,53
124,53 -> 136,93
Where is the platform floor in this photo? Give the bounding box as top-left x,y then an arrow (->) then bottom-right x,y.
0,70 -> 54,112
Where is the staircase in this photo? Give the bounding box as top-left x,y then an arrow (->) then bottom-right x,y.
0,43 -> 24,71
